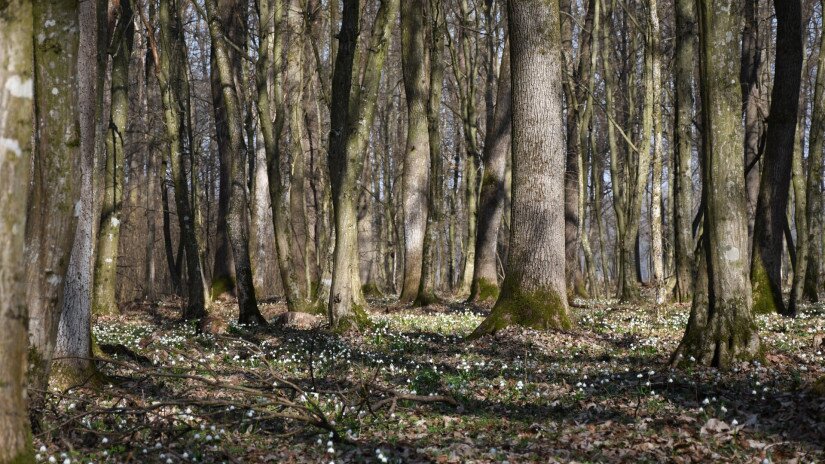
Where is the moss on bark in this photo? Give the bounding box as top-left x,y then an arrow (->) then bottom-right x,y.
751,256 -> 781,314
471,278 -> 500,304
468,284 -> 572,340
331,303 -> 373,333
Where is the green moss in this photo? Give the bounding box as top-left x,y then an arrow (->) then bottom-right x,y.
474,278 -> 500,303
468,283 -> 572,340
49,359 -> 102,391
210,276 -> 235,299
413,290 -> 439,307
361,282 -> 383,298
751,258 -> 779,314
332,303 -> 373,333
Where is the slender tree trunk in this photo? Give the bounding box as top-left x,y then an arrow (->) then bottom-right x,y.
0,0 -> 35,458
803,6 -> 825,302
649,0 -> 664,304
673,0 -> 761,368
469,39 -> 511,304
93,1 -> 133,317
327,0 -> 399,327
415,0 -> 446,306
471,0 -> 570,338
751,0 -> 803,315
205,0 -> 265,325
673,0 -> 696,303
742,0 -> 763,239
151,0 -> 208,321
399,0 -> 431,303
26,0 -> 82,427
55,0 -> 111,388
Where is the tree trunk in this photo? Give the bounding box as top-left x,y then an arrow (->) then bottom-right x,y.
327,0 -> 399,327
415,0 -> 446,306
803,6 -> 825,302
205,0 -> 265,325
470,0 -> 571,338
399,0 -> 431,303
0,0 -> 35,458
673,0 -> 696,303
26,0 -> 83,427
93,1 -> 133,317
153,0 -> 208,322
649,0 -> 664,304
742,0 -> 763,239
751,0 -> 803,315
54,0 -> 109,389
672,0 -> 761,369
469,39 -> 511,304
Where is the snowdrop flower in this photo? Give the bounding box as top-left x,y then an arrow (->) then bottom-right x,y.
731,418 -> 739,426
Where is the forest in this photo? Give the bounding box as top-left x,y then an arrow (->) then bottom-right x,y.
1,0 -> 825,461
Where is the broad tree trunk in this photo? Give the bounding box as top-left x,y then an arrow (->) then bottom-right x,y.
751,0 -> 803,315
803,7 -> 825,302
205,0 -> 265,325
471,0 -> 570,338
26,0 -> 83,426
469,39 -> 511,304
0,1 -> 34,459
672,0 -> 761,369
399,0 -> 431,303
327,0 -> 399,327
673,0 -> 696,303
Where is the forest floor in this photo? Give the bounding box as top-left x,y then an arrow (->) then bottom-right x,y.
33,294 -> 825,463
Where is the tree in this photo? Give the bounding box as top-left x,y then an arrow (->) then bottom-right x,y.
399,0 -> 432,303
0,0 -> 34,459
204,0 -> 267,325
469,39 -> 511,304
54,0 -> 110,388
25,0 -> 83,425
673,0 -> 696,303
672,0 -> 761,368
92,0 -> 133,316
751,0 -> 803,316
327,0 -> 399,327
802,1 -> 825,303
145,0 -> 209,322
470,0 -> 571,338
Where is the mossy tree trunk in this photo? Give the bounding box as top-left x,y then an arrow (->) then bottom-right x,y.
672,0 -> 762,369
92,0 -> 133,317
327,0 -> 399,328
151,0 -> 208,321
750,0 -> 803,316
469,39 -> 511,304
25,0 -> 83,427
399,0 -> 432,303
802,6 -> 825,303
204,0 -> 266,326
470,0 -> 571,339
0,0 -> 35,459
673,0 -> 696,303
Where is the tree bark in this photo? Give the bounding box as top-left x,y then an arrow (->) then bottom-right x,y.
399,0 -> 432,303
327,0 -> 399,327
152,0 -> 208,321
672,0 -> 761,369
26,0 -> 83,427
469,39 -> 511,304
803,4 -> 825,302
673,0 -> 696,303
471,0 -> 571,338
649,0 -> 664,304
0,0 -> 35,459
751,0 -> 803,315
204,0 -> 266,325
